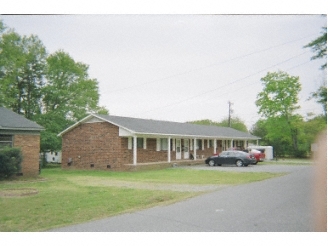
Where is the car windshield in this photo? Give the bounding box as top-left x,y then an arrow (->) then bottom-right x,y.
219,151 -> 229,156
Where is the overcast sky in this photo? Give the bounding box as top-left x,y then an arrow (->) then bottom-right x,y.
0,13 -> 326,129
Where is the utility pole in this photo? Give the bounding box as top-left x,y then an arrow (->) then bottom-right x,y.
228,101 -> 233,127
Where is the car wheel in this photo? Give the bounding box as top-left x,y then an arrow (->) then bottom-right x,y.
235,159 -> 243,167
208,160 -> 215,166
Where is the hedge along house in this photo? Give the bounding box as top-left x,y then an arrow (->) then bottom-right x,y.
0,107 -> 44,176
58,114 -> 260,171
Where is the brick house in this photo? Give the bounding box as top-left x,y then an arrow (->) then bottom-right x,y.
0,107 -> 44,176
58,114 -> 260,171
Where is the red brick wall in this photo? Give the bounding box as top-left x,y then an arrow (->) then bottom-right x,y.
189,139 -> 217,159
136,138 -> 168,163
14,134 -> 40,177
61,121 -> 231,170
62,122 -> 124,170
62,122 -> 175,170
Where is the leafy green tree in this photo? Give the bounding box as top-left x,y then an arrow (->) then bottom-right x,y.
217,116 -> 248,132
187,119 -> 221,126
250,119 -> 268,144
0,29 -> 47,119
38,50 -> 108,152
43,51 -> 100,120
188,116 -> 248,132
0,19 -> 5,33
0,20 -> 109,153
302,115 -> 327,147
310,85 -> 327,116
304,26 -> 327,116
256,71 -> 302,156
304,27 -> 327,70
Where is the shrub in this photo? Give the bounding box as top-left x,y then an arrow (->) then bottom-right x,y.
0,147 -> 23,179
293,149 -> 308,158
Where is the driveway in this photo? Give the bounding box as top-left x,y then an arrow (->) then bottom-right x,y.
50,164 -> 316,232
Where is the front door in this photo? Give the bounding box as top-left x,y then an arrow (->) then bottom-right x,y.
184,139 -> 189,159
176,139 -> 181,160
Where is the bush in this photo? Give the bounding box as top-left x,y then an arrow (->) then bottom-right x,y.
293,149 -> 308,158
0,147 -> 23,179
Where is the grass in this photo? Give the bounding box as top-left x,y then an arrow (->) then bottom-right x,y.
259,158 -> 313,165
0,166 -> 284,231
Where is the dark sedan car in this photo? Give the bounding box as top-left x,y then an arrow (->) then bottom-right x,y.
205,150 -> 256,167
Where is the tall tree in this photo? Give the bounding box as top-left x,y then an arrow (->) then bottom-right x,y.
256,71 -> 302,156
43,50 -> 101,120
0,29 -> 47,119
1,20 -> 109,153
304,26 -> 327,116
304,27 -> 327,70
37,50 -> 107,152
310,85 -> 327,116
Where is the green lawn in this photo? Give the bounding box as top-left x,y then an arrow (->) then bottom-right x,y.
0,166 -> 283,232
259,158 -> 313,165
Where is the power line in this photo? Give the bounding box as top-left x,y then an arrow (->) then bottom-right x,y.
131,50 -> 310,117
104,33 -> 318,95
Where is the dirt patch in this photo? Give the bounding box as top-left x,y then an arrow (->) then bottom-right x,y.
68,176 -> 228,192
0,188 -> 38,197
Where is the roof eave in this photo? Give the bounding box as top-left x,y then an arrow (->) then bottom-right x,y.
57,114 -> 94,137
131,131 -> 260,140
0,126 -> 44,131
94,114 -> 136,134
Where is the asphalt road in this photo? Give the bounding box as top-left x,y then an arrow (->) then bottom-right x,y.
50,165 -> 315,232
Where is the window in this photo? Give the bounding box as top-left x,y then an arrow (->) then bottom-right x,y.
196,139 -> 202,150
137,138 -> 143,148
156,138 -> 169,151
0,135 -> 13,148
160,138 -> 168,151
129,137 -> 145,149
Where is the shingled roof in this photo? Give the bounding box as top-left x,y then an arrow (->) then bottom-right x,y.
0,107 -> 44,132
59,113 -> 260,140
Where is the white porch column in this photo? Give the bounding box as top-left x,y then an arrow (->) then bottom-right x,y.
194,138 -> 197,160
133,135 -> 137,165
214,139 -> 217,154
231,139 -> 234,148
256,139 -> 259,145
168,137 -> 171,163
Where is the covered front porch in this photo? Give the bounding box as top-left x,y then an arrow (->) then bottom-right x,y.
126,134 -> 258,166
